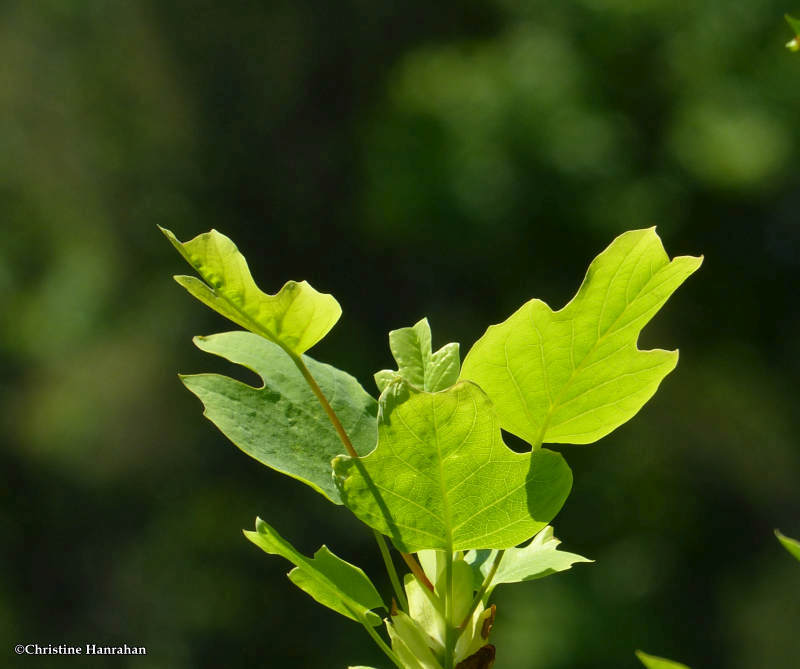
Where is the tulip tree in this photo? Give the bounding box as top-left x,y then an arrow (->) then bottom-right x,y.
163,226 -> 701,668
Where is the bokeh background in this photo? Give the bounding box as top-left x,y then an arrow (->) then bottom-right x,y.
2,1 -> 799,667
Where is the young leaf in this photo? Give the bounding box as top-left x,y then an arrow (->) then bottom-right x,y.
461,228 -> 702,446
775,529 -> 800,562
333,380 -> 572,553
244,518 -> 385,626
464,525 -> 592,591
787,15 -> 800,51
180,331 -> 377,504
635,650 -> 691,669
374,318 -> 460,393
161,227 -> 341,354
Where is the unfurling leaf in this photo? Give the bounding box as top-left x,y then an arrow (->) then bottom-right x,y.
375,318 -> 460,393
465,525 -> 592,592
161,227 -> 341,354
461,228 -> 701,446
181,331 -> 376,503
244,518 -> 384,626
635,650 -> 691,669
775,529 -> 800,562
333,380 -> 572,553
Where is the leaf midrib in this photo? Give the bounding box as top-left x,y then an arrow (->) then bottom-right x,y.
531,253 -> 672,444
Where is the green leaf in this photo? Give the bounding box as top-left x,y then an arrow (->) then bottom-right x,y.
333,380 -> 572,553
775,529 -> 800,562
465,525 -> 592,591
244,517 -> 384,626
161,227 -> 341,354
635,650 -> 690,669
180,331 -> 377,503
461,228 -> 702,446
375,318 -> 460,393
786,15 -> 800,51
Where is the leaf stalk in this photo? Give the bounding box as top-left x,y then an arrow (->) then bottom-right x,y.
375,531 -> 408,611
458,549 -> 504,629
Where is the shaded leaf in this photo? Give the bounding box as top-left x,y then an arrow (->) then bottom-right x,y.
775,529 -> 800,562
387,611 -> 443,669
461,228 -> 701,446
181,331 -> 376,503
333,380 -> 572,552
465,525 -> 591,591
244,518 -> 384,626
161,227 -> 340,354
635,650 -> 690,669
375,318 -> 460,393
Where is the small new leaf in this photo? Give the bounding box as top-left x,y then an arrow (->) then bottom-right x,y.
787,15 -> 800,51
465,526 -> 592,591
461,228 -> 701,446
181,331 -> 377,503
375,318 -> 460,393
161,227 -> 341,354
635,650 -> 690,669
333,380 -> 572,553
775,529 -> 800,562
244,518 -> 384,626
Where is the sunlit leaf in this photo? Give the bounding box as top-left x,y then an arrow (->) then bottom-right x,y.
333,380 -> 572,552
181,331 -> 376,503
465,525 -> 591,591
244,518 -> 384,626
461,228 -> 701,446
775,529 -> 800,562
161,227 -> 341,354
635,650 -> 690,669
374,318 -> 460,393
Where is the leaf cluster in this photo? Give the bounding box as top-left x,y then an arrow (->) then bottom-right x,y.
163,227 -> 700,668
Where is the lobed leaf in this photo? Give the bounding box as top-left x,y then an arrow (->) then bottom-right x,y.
244,518 -> 384,626
161,227 -> 341,354
461,228 -> 702,446
375,318 -> 460,393
775,529 -> 800,562
465,525 -> 591,591
181,331 -> 377,503
333,380 -> 572,553
635,650 -> 691,669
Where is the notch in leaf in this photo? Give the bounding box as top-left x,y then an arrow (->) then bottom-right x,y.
161,227 -> 341,354
244,518 -> 385,627
461,228 -> 702,447
374,318 -> 461,393
180,331 -> 377,504
333,379 -> 572,553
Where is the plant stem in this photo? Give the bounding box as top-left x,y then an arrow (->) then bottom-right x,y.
375,531 -> 408,611
288,350 -> 359,459
443,550 -> 456,669
400,552 -> 435,592
362,620 -> 404,669
458,549 -> 504,629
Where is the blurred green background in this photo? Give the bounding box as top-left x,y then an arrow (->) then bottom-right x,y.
2,1 -> 799,667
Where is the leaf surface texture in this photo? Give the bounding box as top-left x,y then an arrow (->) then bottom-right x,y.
334,381 -> 572,552
461,228 -> 702,445
181,331 -> 376,503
